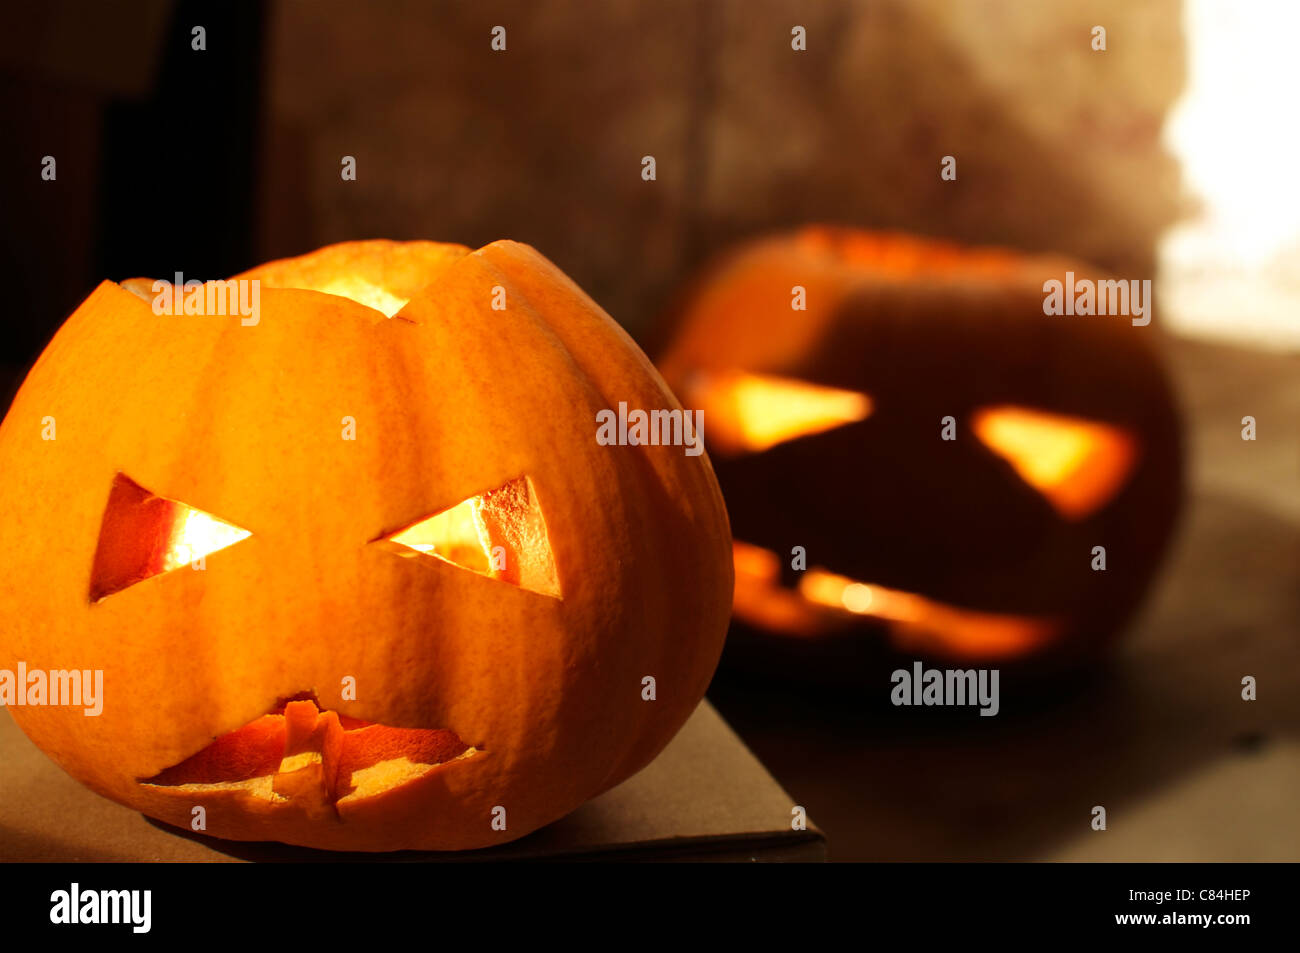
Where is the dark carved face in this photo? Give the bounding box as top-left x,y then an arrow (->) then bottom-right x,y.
659,228 -> 1183,670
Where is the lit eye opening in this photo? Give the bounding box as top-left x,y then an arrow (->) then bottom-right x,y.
687,370 -> 872,455
89,473 -> 252,603
971,406 -> 1138,520
379,475 -> 561,599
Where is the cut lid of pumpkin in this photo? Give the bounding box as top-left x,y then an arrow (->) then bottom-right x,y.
235,239 -> 472,318
120,240 -> 474,320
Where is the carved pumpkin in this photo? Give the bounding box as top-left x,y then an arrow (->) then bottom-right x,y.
658,227 -> 1181,673
0,239 -> 732,851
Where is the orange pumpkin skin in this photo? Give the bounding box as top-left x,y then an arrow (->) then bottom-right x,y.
0,240 -> 732,851
658,227 -> 1182,674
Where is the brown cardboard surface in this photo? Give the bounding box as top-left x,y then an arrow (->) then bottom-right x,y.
0,699 -> 824,862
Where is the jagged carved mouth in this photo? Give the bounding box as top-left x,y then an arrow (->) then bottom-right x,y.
731,541 -> 1060,659
140,695 -> 479,807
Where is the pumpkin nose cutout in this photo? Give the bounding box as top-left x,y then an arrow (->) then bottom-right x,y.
89,472 -> 252,603
379,475 -> 561,599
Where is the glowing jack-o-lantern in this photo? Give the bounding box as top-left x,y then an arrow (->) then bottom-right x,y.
0,239 -> 732,851
659,227 -> 1181,672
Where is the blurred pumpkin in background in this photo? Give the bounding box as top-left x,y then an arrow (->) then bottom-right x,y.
0,239 -> 733,851
658,227 -> 1182,676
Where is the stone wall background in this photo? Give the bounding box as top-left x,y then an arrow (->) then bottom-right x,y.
257,0 -> 1187,341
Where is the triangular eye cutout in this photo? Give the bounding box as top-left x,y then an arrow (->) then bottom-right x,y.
687,370 -> 872,455
971,405 -> 1138,520
90,473 -> 252,602
381,476 -> 561,599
